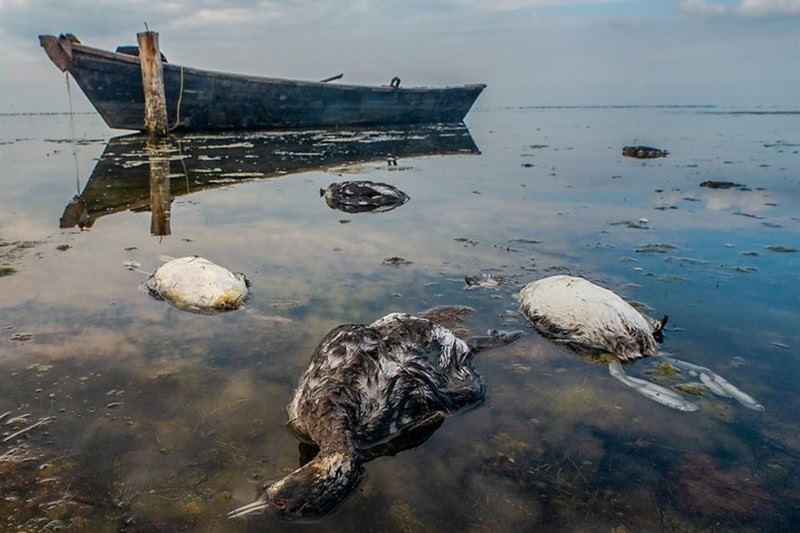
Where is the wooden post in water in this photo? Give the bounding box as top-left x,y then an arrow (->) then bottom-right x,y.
137,31 -> 168,136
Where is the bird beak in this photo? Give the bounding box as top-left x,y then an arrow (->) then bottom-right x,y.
227,496 -> 269,519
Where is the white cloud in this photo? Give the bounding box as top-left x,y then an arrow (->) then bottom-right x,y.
448,0 -> 631,11
679,0 -> 800,16
736,0 -> 800,15
169,6 -> 286,29
678,0 -> 728,15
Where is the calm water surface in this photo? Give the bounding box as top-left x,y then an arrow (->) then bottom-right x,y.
1,107 -> 798,532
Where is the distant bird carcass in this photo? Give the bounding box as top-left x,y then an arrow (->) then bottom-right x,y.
321,180 -> 409,213
622,145 -> 668,159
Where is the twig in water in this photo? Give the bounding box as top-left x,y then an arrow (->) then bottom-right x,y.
2,416 -> 54,443
563,452 -> 588,484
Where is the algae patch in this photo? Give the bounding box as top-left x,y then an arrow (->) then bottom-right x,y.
674,383 -> 708,396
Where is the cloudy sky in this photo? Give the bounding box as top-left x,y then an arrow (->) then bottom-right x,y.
1,0 -> 798,113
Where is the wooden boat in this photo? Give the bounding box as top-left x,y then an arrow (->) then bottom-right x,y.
39,34 -> 486,132
60,124 -> 479,231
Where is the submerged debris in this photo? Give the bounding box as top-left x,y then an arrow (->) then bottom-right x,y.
0,442 -> 108,530
732,211 -> 764,219
766,245 -> 797,253
610,219 -> 650,229
454,237 -> 480,246
0,240 -> 41,274
668,452 -> 771,518
321,180 -> 409,214
382,256 -> 413,266
123,260 -> 142,271
3,417 -> 53,443
700,180 -> 746,190
622,146 -> 668,159
729,356 -> 747,367
144,256 -> 249,314
665,256 -> 707,265
635,243 -> 678,254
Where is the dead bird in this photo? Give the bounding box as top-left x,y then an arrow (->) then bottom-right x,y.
137,256 -> 292,323
144,256 -> 249,314
518,275 -> 763,412
622,146 -> 668,159
320,180 -> 409,213
464,274 -> 504,290
228,313 -> 520,520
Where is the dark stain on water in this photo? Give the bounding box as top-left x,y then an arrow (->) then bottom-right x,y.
0,108 -> 799,531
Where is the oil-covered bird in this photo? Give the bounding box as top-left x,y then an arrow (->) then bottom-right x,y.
518,275 -> 763,412
228,312 -> 519,520
321,180 -> 409,213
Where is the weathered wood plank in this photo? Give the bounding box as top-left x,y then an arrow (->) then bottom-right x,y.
137,32 -> 168,136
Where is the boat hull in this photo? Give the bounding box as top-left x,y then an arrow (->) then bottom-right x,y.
40,35 -> 485,131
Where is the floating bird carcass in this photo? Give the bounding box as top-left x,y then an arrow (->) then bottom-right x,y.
321,180 -> 410,213
228,313 -> 519,519
144,256 -> 249,314
518,275 -> 763,412
464,274 -> 504,290
622,145 -> 668,159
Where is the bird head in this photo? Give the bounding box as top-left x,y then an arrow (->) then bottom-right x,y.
228,451 -> 363,520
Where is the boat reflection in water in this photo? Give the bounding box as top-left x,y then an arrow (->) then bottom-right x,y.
59,123 -> 479,234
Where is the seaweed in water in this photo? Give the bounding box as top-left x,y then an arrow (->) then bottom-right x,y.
635,243 -> 678,254
383,256 -> 413,266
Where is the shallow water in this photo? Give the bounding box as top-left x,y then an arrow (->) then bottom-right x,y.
1,107 -> 798,532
